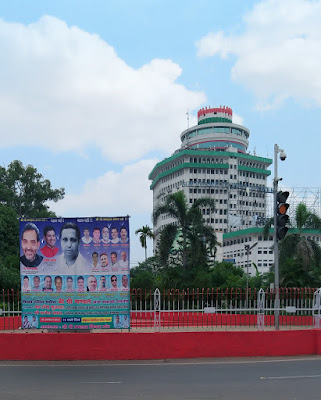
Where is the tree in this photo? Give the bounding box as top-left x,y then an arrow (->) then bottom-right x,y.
135,225 -> 155,261
0,204 -> 19,259
280,203 -> 321,272
0,160 -> 65,217
295,203 -> 321,233
130,256 -> 159,290
157,224 -> 178,267
153,191 -> 217,271
0,161 -> 65,289
263,202 -> 321,287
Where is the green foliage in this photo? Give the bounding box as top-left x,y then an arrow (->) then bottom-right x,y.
158,266 -> 187,289
157,224 -> 178,267
130,257 -> 268,291
210,261 -> 245,289
135,225 -> 154,261
296,203 -> 321,232
0,205 -> 19,260
0,205 -> 20,290
279,235 -> 321,287
0,255 -> 20,290
153,191 -> 217,271
262,202 -> 321,288
0,160 -> 65,290
130,256 -> 158,290
0,160 -> 65,217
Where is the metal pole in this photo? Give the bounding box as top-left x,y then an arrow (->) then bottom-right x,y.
273,144 -> 280,330
244,243 -> 257,310
246,246 -> 249,309
246,249 -> 249,309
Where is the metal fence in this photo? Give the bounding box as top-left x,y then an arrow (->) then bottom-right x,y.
130,287 -> 319,330
1,287 -> 320,331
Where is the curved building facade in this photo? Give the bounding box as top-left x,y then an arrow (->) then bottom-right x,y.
181,106 -> 249,153
149,106 -> 273,258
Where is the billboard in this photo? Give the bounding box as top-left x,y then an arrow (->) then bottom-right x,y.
20,216 -> 130,330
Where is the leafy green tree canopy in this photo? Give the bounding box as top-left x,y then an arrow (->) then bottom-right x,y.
0,160 -> 65,290
0,160 -> 65,217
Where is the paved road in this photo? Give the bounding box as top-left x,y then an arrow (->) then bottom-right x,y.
1,356 -> 321,399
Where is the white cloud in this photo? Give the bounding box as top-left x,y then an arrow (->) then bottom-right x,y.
196,0 -> 321,109
50,158 -> 157,264
232,112 -> 243,126
51,158 -> 157,217
0,16 -> 206,162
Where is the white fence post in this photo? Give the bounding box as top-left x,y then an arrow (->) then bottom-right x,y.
154,288 -> 161,332
257,288 -> 265,331
313,288 -> 321,329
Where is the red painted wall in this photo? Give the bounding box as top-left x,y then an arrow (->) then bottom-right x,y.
0,314 -> 314,330
0,330 -> 319,361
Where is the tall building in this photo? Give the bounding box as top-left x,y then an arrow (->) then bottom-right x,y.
149,106 -> 273,273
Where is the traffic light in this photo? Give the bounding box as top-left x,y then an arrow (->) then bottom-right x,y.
276,191 -> 289,240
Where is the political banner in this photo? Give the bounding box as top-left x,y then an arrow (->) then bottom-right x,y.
20,217 -> 130,330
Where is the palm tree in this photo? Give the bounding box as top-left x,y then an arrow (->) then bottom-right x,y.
279,203 -> 321,270
152,191 -> 216,270
263,202 -> 321,286
135,225 -> 155,261
295,203 -> 321,233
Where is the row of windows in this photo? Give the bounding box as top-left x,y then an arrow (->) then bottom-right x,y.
225,250 -> 274,257
190,142 -> 246,152
189,157 -> 225,164
161,171 -> 184,184
239,200 -> 265,207
158,179 -> 185,197
190,168 -> 228,175
239,160 -> 266,169
238,181 -> 267,191
239,191 -> 266,198
186,187 -> 266,208
224,233 -> 320,247
224,237 -> 252,246
189,168 -> 266,181
224,248 -> 273,258
189,178 -> 228,185
158,154 -> 268,171
237,261 -> 272,266
257,263 -> 273,267
182,126 -> 249,141
236,210 -> 265,217
159,159 -> 184,174
189,188 -> 227,195
307,236 -> 320,242
188,194 -> 265,217
188,156 -> 266,171
239,171 -> 266,180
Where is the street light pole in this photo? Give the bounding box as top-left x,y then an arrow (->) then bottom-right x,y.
273,144 -> 287,330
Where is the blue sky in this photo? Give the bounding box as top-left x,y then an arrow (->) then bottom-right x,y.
0,0 -> 320,265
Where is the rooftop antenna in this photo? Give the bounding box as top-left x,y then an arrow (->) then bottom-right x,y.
186,109 -> 189,129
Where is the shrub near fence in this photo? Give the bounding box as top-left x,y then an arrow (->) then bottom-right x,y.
0,287 -> 319,331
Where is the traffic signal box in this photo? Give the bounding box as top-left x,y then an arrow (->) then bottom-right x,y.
276,191 -> 290,240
